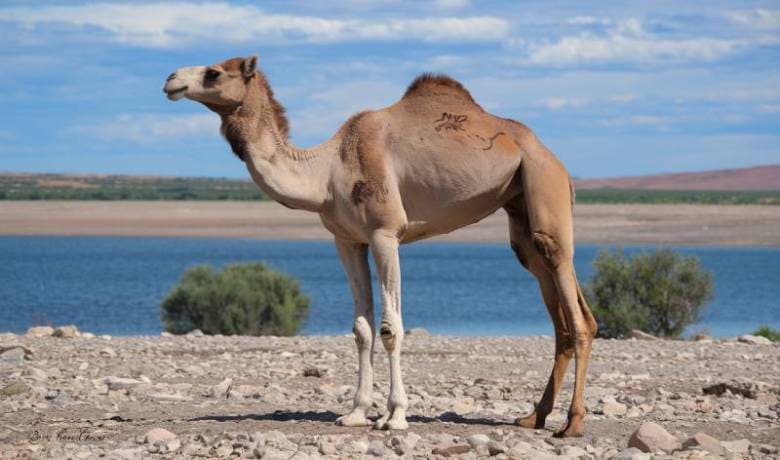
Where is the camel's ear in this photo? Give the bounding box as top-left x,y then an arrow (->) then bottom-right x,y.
242,56 -> 258,79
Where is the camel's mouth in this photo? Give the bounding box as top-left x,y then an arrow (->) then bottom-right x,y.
164,86 -> 188,101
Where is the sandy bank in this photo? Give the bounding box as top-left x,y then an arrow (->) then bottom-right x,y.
1,201 -> 779,246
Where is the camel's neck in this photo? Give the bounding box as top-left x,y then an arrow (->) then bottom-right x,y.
219,82 -> 334,213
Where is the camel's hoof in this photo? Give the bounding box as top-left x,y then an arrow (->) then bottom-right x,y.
383,416 -> 409,431
336,411 -> 371,427
373,413 -> 390,430
515,413 -> 545,429
553,423 -> 584,438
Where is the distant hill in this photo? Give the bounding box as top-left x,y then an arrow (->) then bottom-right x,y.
575,165 -> 780,191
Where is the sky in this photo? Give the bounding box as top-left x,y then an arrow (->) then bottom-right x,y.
0,1 -> 778,179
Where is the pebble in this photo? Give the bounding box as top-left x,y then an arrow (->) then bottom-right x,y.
721,438 -> 750,453
52,325 -> 80,338
25,326 -> 54,337
737,334 -> 772,345
602,400 -> 628,416
466,433 -> 490,448
105,376 -> 144,390
432,444 -> 471,457
209,377 -> 233,399
628,421 -> 682,453
144,427 -> 176,444
629,329 -> 658,340
1,381 -> 30,396
683,432 -> 724,455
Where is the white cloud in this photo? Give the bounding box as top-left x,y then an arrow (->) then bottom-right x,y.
539,96 -> 588,110
567,16 -> 611,26
727,9 -> 780,29
433,0 -> 471,9
525,19 -> 742,66
74,113 -> 220,143
1,2 -> 508,48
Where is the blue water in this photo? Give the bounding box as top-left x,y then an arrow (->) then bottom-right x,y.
0,237 -> 777,337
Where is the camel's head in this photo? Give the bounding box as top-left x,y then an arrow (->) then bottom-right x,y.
163,56 -> 258,107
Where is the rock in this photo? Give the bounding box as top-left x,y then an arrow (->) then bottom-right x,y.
405,327 -> 431,336
466,433 -> 490,448
683,432 -> 723,455
318,441 -> 336,455
391,432 -> 421,455
558,445 -> 587,457
23,367 -> 48,381
302,367 -> 324,378
160,331 -> 173,337
366,441 -> 386,456
610,447 -> 652,460
602,400 -> 628,417
703,381 -> 758,399
1,381 -> 30,397
0,347 -> 28,365
738,334 -> 772,345
628,422 -> 681,453
144,427 -> 176,444
52,325 -> 80,338
721,439 -> 750,454
187,329 -> 204,337
25,326 -> 54,337
81,332 -> 95,339
432,444 -> 471,457
105,376 -> 144,391
487,440 -> 506,456
508,441 -> 533,457
209,378 -> 232,399
629,329 -> 657,340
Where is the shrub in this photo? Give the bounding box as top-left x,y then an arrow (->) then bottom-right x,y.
753,325 -> 780,342
161,262 -> 309,336
585,249 -> 713,339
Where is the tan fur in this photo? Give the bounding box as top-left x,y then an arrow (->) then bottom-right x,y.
164,56 -> 597,436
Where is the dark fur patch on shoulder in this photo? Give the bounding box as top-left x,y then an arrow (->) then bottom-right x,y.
403,73 -> 475,103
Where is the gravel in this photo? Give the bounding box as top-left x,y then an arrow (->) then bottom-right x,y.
0,329 -> 777,458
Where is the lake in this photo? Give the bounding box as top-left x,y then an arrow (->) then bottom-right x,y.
0,236 -> 777,337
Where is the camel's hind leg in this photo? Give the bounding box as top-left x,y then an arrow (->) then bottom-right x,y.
509,158 -> 597,437
506,201 -> 574,430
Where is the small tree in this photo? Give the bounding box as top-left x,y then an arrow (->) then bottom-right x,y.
161,262 -> 309,336
585,249 -> 713,338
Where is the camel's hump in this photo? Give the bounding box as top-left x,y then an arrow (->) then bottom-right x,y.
402,73 -> 476,104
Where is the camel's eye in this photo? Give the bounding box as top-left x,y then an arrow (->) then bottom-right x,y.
205,69 -> 220,81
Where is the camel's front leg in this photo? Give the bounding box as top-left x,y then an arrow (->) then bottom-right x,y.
334,238 -> 375,427
370,233 -> 409,430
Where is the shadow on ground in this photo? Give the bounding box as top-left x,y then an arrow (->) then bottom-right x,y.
189,410 -> 515,426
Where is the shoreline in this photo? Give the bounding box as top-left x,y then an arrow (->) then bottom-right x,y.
1,201 -> 779,246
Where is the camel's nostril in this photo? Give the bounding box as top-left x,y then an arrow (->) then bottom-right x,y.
166,72 -> 177,82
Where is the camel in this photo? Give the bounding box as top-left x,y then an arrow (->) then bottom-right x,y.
163,55 -> 598,437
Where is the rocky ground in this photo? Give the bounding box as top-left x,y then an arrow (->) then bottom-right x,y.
1,327 -> 778,459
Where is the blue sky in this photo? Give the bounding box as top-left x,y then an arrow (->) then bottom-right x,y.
1,1 -> 778,178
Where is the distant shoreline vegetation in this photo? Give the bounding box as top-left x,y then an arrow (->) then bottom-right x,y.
1,173 -> 779,204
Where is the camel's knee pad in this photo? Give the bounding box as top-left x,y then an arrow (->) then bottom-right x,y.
352,317 -> 372,350
379,319 -> 401,353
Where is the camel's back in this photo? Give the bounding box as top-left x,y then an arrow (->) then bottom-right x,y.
372,75 -> 529,240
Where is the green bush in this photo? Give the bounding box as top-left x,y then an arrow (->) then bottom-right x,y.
161,262 -> 309,336
585,249 -> 713,339
753,325 -> 780,342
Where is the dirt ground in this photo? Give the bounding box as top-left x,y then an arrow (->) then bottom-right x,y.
0,331 -> 778,458
1,201 -> 779,246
